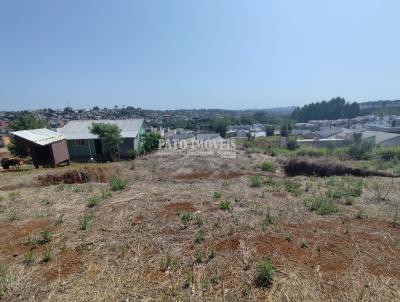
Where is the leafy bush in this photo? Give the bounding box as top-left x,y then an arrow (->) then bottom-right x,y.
260,161 -> 276,172
219,200 -> 232,211
87,195 -> 101,207
250,175 -> 263,188
109,176 -> 128,191
213,191 -> 222,199
286,137 -> 298,150
347,141 -> 374,160
256,259 -> 275,287
128,149 -> 138,160
304,195 -> 339,215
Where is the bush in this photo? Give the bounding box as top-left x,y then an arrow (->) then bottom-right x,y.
128,149 -> 138,160
347,141 -> 374,160
87,195 -> 101,207
250,175 -> 263,188
305,195 -> 339,215
256,259 -> 275,287
180,212 -> 193,229
109,176 -> 128,191
260,161 -> 276,172
219,200 -> 232,211
213,191 -> 222,199
286,137 -> 298,150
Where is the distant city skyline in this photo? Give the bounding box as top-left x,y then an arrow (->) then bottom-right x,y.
1,0 -> 399,111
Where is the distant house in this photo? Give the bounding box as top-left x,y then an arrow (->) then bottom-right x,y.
314,128 -> 343,139
329,130 -> 400,146
196,133 -> 223,142
10,128 -> 70,168
58,119 -> 144,159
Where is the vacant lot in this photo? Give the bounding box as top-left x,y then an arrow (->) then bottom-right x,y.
0,151 -> 399,301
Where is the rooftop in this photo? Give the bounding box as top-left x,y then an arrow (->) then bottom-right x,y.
10,128 -> 65,146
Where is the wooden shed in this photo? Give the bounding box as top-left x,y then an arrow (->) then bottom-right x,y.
10,128 -> 70,168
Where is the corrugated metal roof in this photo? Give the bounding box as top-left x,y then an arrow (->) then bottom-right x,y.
58,119 -> 144,140
361,131 -> 400,144
10,128 -> 66,146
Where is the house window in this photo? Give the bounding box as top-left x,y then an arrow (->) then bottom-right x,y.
73,139 -> 85,146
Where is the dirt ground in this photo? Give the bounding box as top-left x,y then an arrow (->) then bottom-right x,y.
0,150 -> 399,301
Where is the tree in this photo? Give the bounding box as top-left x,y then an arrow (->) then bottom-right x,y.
212,118 -> 229,138
8,113 -> 48,157
89,123 -> 123,161
265,125 -> 275,136
9,113 -> 47,131
141,133 -> 161,153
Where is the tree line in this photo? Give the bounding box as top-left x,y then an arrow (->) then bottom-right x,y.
291,97 -> 360,122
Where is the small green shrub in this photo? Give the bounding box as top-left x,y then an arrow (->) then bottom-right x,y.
101,188 -> 112,199
219,200 -> 232,211
195,229 -> 205,244
283,179 -> 302,196
42,249 -> 52,262
213,191 -> 222,199
195,249 -> 204,263
26,236 -> 38,248
80,213 -> 94,230
9,210 -> 18,221
23,251 -> 34,266
256,259 -> 275,287
261,207 -> 277,230
8,192 -> 20,201
41,197 -> 50,205
87,195 -> 101,208
180,212 -> 193,229
250,175 -> 263,188
57,181 -> 66,191
40,228 -> 52,244
304,195 -> 339,215
260,161 -> 276,172
355,208 -> 368,219
209,242 -> 216,259
109,176 -> 128,191
194,214 -> 204,227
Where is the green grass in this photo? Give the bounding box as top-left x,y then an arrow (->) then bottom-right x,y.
219,200 -> 232,211
80,213 -> 94,230
40,228 -> 52,244
304,195 -> 340,215
87,195 -> 101,207
256,259 -> 275,287
180,212 -> 193,229
8,192 -> 20,201
195,229 -> 205,244
42,249 -> 52,263
260,161 -> 276,172
213,191 -> 222,199
109,176 -> 128,191
23,251 -> 34,266
250,175 -> 263,188
261,207 -> 277,230
9,210 -> 17,222
283,179 -> 302,196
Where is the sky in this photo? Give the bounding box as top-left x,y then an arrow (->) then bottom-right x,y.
0,0 -> 399,111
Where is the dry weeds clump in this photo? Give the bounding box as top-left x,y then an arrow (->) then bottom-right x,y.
284,158 -> 397,177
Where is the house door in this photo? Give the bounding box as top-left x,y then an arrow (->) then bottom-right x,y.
94,139 -> 103,155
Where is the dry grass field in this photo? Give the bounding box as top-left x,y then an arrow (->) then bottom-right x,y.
0,150 -> 399,301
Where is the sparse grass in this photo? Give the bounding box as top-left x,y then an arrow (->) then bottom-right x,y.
209,242 -> 216,259
227,223 -> 234,235
40,197 -> 50,205
180,212 -> 193,229
87,195 -> 101,207
256,258 -> 275,287
55,212 -> 64,225
195,249 -> 205,263
9,210 -> 17,221
57,181 -> 66,191
355,208 -> 368,219
184,272 -> 193,288
42,249 -> 52,262
163,253 -> 178,271
80,213 -> 94,230
213,191 -> 222,199
195,229 -> 205,244
0,264 -> 6,298
40,228 -> 52,244
0,196 -> 4,203
109,176 -> 128,191
260,161 -> 276,172
194,213 -> 204,227
261,207 -> 277,230
8,191 -> 20,200
283,179 -> 302,196
219,200 -> 232,211
23,251 -> 34,266
26,236 -> 38,248
250,175 -> 263,188
304,195 -> 340,215
101,188 -> 112,198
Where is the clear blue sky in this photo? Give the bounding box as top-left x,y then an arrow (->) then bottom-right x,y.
1,0 -> 399,111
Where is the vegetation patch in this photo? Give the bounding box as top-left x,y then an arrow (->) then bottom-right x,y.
304,195 -> 340,215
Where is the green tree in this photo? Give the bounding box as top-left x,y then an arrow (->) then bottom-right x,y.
265,125 -> 275,136
141,133 -> 161,153
89,123 -> 123,161
8,113 -> 48,156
